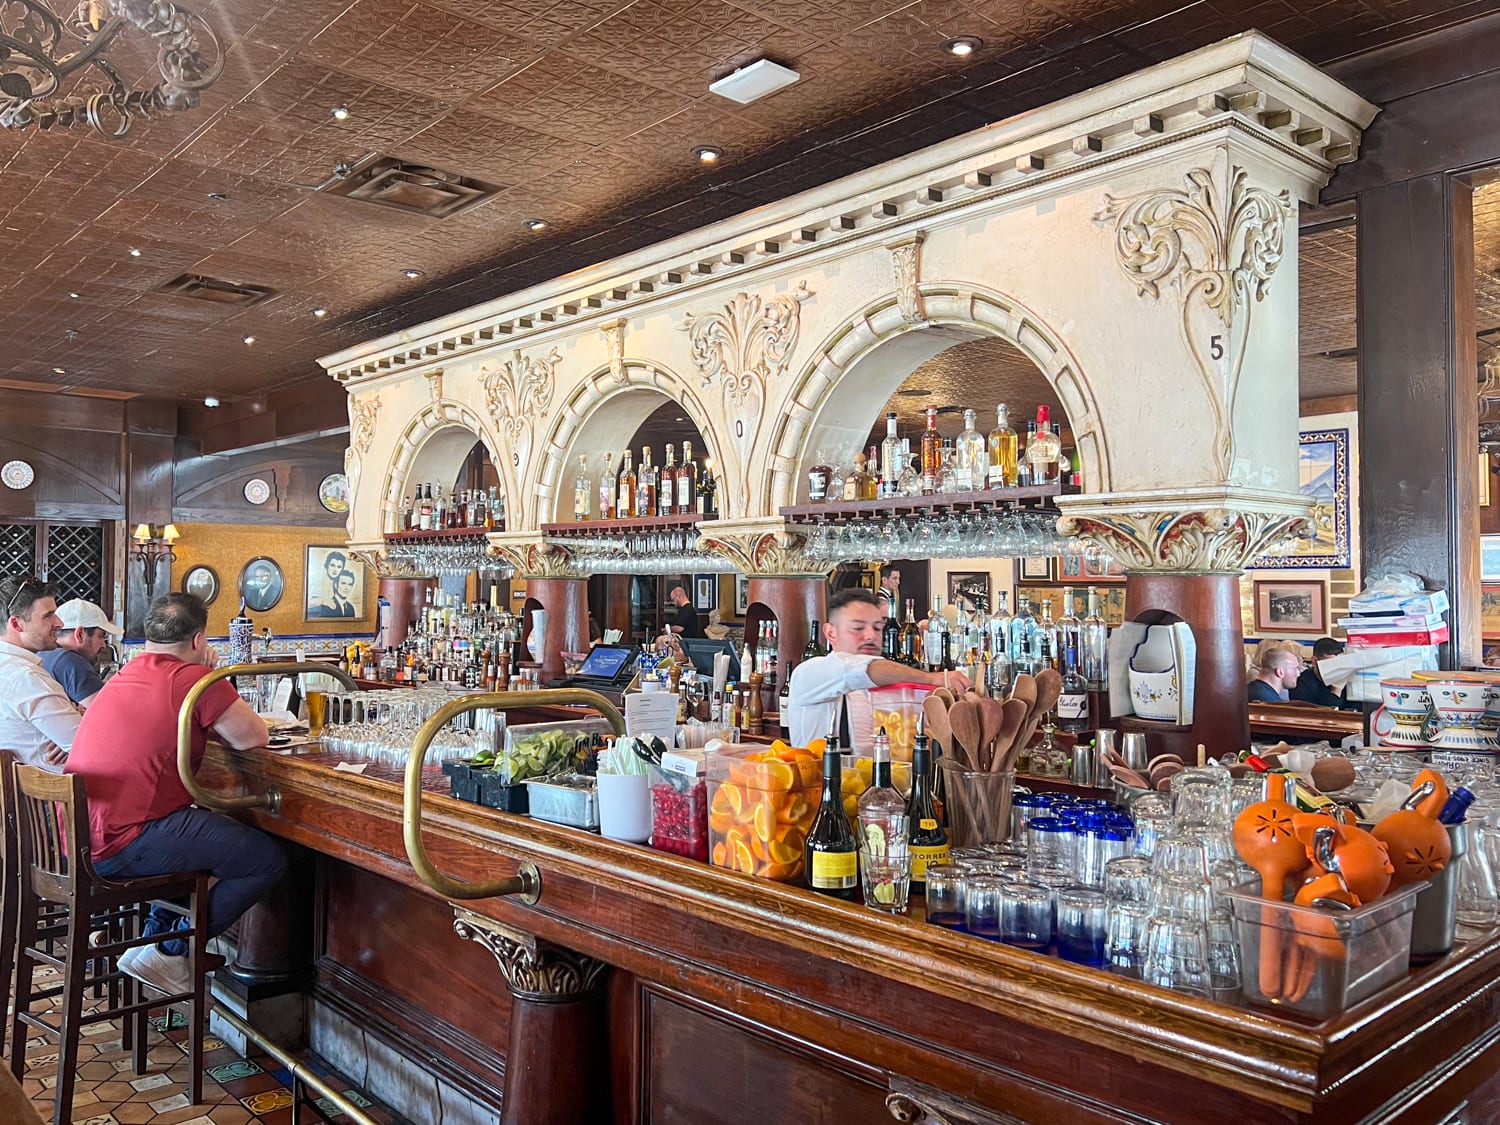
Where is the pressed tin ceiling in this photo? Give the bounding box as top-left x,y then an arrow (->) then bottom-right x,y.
0,0 -> 1496,404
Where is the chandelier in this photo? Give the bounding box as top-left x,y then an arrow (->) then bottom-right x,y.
0,1 -> 222,138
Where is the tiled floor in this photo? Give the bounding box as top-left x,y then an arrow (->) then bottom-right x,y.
12,963 -> 408,1124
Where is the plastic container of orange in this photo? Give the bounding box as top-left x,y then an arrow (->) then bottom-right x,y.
869,683 -> 934,762
706,743 -> 821,882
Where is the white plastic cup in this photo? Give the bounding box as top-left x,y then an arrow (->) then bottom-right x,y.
598,772 -> 652,842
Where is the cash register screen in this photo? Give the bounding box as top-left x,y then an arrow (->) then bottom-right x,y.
576,644 -> 635,680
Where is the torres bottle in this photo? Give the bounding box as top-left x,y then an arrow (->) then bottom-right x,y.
806,722 -> 859,901
659,445 -> 677,518
573,454 -> 591,521
636,446 -> 656,517
598,451 -> 616,520
906,733 -> 949,891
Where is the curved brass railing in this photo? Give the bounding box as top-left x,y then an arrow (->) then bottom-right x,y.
403,689 -> 625,901
178,661 -> 359,815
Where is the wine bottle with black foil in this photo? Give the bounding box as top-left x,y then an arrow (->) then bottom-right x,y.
803,623 -> 824,660
806,718 -> 859,901
906,732 -> 949,894
881,596 -> 900,661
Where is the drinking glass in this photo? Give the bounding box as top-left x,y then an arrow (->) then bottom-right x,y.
1025,816 -> 1072,882
858,812 -> 911,913
1055,886 -> 1107,966
924,864 -> 967,929
1105,901 -> 1151,978
1000,882 -> 1053,951
964,875 -> 1005,940
1149,873 -> 1214,925
1150,834 -> 1211,881
1131,807 -> 1174,860
1077,826 -> 1132,888
1142,917 -> 1211,997
1206,911 -> 1242,1004
306,691 -> 327,738
1169,767 -> 1232,823
1103,855 -> 1152,906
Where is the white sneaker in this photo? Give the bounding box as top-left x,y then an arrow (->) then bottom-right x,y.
119,944 -> 193,997
117,944 -> 144,975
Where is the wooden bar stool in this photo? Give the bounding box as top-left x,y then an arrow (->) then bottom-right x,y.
7,763 -> 211,1125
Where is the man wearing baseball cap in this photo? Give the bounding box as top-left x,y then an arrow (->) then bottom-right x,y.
43,598 -> 121,708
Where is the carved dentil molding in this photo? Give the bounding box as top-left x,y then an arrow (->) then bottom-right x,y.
1056,491 -> 1311,574
697,519 -> 831,578
885,233 -> 928,326
1096,166 -> 1292,481
452,909 -> 607,1003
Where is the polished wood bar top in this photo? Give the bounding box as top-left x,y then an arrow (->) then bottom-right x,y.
202,742 -> 1500,1122
1249,703 -> 1365,740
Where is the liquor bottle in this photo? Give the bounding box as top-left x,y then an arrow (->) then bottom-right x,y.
955,408 -> 984,492
1057,645 -> 1089,734
697,458 -> 718,517
866,445 -> 881,498
802,623 -> 824,660
489,485 -> 504,529
660,445 -> 677,517
924,595 -> 948,672
806,723 -> 860,901
418,484 -> 433,531
1028,405 -> 1061,485
827,454 -> 847,503
1031,599 -> 1060,671
761,620 -> 779,690
677,439 -> 696,514
906,733 -> 949,894
777,664 -> 793,738
919,407 -> 941,496
472,488 -> 487,529
636,446 -> 656,517
988,403 -> 1018,489
858,726 -> 906,892
808,449 -> 832,503
947,601 -> 968,672
1009,595 -> 1036,676
843,453 -> 874,501
1082,586 -> 1109,691
898,598 -> 921,666
1057,585 -> 1082,663
598,451 -> 616,520
399,495 -> 411,532
881,595 -> 900,661
573,454 -> 591,521
617,449 -> 637,518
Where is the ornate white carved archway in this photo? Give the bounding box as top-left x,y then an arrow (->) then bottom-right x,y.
380,400 -> 503,533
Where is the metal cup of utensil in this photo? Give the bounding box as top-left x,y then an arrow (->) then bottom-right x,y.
1070,741 -> 1098,786
1121,732 -> 1149,772
1093,730 -> 1118,786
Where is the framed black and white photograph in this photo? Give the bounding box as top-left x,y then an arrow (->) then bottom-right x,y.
181,565 -> 220,606
1253,579 -> 1326,636
947,571 -> 991,614
304,546 -> 367,621
693,574 -> 716,612
238,557 -> 284,613
735,573 -> 750,617
1057,554 -> 1084,580
1020,556 -> 1051,581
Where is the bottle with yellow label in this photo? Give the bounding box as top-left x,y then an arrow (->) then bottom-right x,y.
806,720 -> 859,901
906,731 -> 949,890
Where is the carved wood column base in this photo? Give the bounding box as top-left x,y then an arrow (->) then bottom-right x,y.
453,909 -> 609,1125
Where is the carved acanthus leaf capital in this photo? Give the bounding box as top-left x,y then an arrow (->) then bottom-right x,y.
697,519 -> 831,578
1056,489 -> 1311,574
452,909 -> 607,1003
490,537 -> 579,579
347,545 -> 426,579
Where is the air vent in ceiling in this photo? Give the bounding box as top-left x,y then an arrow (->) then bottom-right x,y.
157,274 -> 277,307
315,155 -> 501,219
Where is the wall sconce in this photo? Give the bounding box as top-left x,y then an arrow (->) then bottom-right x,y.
131,523 -> 180,597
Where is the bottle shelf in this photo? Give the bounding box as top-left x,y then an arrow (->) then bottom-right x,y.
540,513 -> 703,538
385,528 -> 497,543
779,483 -> 1063,524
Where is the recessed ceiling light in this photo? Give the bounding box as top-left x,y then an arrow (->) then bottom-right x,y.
243,335 -> 256,345
128,247 -> 142,257
204,396 -> 220,408
207,192 -> 228,201
400,268 -> 425,280
332,105 -> 350,121
693,145 -> 722,164
941,35 -> 983,57
68,292 -> 80,299
52,367 -> 65,375
524,218 -> 549,232
313,307 -> 328,318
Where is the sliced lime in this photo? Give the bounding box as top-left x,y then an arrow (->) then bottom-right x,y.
874,882 -> 896,904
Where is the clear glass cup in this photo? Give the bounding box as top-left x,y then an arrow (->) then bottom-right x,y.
924,864 -> 967,929
964,875 -> 1005,940
1149,873 -> 1214,925
1105,900 -> 1151,978
1103,855 -> 1152,906
858,812 -> 911,913
1169,767 -> 1232,823
1132,807 -> 1174,860
1055,886 -> 1107,966
1454,821 -> 1499,930
1025,816 -> 1072,882
1142,917 -> 1211,997
1000,882 -> 1053,951
1150,834 -> 1211,881
1206,911 -> 1242,1004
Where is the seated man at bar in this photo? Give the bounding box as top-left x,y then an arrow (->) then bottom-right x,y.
0,573 -> 78,769
66,592 -> 285,997
1247,640 -> 1303,703
42,597 -> 121,707
1290,637 -> 1361,710
786,587 -> 969,751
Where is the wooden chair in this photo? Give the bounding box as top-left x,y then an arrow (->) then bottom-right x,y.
7,763 -> 211,1125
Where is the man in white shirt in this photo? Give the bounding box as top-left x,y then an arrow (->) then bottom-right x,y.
786,587 -> 968,750
0,575 -> 80,770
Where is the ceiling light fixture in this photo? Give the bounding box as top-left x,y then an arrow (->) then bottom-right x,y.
524,218 -> 549,232
52,367 -> 65,375
207,191 -> 228,201
68,292 -> 80,299
400,268 -> 425,280
128,247 -> 142,257
332,105 -> 350,121
242,335 -> 256,345
0,3 -> 224,140
313,308 -> 328,318
203,396 -> 220,408
941,35 -> 983,57
708,58 -> 800,104
693,145 -> 722,164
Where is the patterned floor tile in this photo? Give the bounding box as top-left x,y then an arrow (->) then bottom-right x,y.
76,1114 -> 122,1125
239,1088 -> 294,1115
129,1073 -> 174,1093
147,1092 -> 191,1113
207,1060 -> 264,1084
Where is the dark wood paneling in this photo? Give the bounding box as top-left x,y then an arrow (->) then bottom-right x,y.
172,435 -> 348,527
178,378 -> 351,455
1356,176 -> 1481,665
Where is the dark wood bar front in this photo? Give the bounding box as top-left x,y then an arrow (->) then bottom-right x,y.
206,746 -> 1500,1125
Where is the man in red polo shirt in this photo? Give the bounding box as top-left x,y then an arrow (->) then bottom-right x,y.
66,592 -> 283,997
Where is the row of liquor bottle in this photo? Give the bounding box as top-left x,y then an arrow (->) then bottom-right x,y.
400,485 -> 507,533
808,403 -> 1076,502
571,440 -> 720,521
370,590 -> 529,687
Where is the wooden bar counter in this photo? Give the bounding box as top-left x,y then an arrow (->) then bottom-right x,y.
203,743 -> 1500,1125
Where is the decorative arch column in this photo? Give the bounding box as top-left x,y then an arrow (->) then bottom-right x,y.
490,533 -> 585,682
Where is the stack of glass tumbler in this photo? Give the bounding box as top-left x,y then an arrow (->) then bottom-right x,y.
926,767 -> 1256,1002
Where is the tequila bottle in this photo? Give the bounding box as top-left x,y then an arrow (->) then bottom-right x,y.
1031,599 -> 1060,670
955,408 -> 984,492
808,449 -> 832,503
573,455 -> 591,521
1027,405 -> 1061,485
987,403 -> 1017,488
1009,595 -> 1036,677
880,413 -> 902,498
924,596 -> 949,672
1082,586 -> 1109,690
919,407 -> 941,495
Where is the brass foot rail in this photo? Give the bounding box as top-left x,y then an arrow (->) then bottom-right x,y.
402,689 -> 625,901
177,662 -> 360,815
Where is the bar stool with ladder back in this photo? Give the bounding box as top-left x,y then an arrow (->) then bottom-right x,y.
7,762 -> 214,1125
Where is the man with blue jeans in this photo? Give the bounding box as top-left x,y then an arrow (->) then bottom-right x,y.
66,592 -> 283,996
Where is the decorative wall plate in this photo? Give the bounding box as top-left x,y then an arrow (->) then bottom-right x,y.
182,564 -> 220,606
2,460 -> 35,489
243,477 -> 272,505
318,472 -> 350,513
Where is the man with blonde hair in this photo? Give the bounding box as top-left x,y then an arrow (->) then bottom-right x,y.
1248,640 -> 1303,703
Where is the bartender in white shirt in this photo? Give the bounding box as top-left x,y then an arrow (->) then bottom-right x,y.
786,588 -> 969,750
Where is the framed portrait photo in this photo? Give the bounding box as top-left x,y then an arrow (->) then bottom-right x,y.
304,546 -> 367,622
693,574 -> 716,612
238,557 -> 284,613
735,574 -> 750,617
181,564 -> 220,606
947,571 -> 991,614
1057,554 -> 1084,580
1253,579 -> 1326,636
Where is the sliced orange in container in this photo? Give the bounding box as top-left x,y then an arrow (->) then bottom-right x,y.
732,836 -> 756,874
752,800 -> 775,843
758,759 -> 797,792
760,859 -> 802,881
774,794 -> 809,824
712,842 -> 728,867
